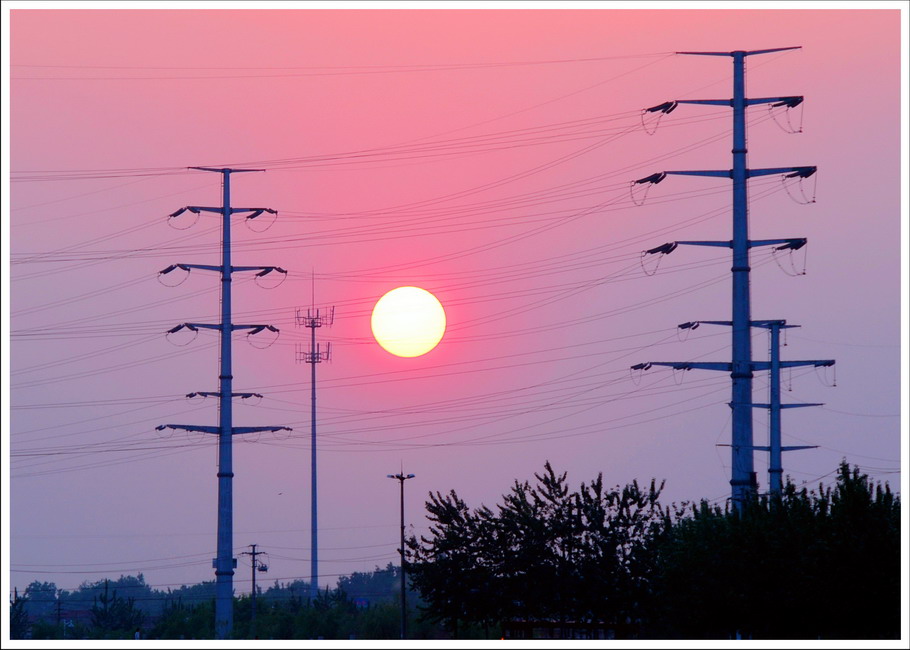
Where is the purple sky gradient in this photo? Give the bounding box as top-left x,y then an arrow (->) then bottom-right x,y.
3,4 -> 907,605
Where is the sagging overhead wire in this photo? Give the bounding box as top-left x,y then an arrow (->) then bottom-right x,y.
11,222 -> 222,282
11,339 -> 218,391
10,166 -> 195,182
640,100 -> 678,135
246,325 -> 281,350
397,52 -> 677,147
768,96 -> 805,134
12,51 -> 674,80
253,266 -> 288,290
11,331 -> 163,378
12,397 -> 212,444
640,241 -> 677,276
772,238 -> 808,276
782,167 -> 817,204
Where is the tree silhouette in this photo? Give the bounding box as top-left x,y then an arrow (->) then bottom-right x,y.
91,579 -> 144,637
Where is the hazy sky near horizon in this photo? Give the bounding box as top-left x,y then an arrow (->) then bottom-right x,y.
4,4 -> 906,600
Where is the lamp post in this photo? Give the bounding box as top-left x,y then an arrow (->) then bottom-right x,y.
387,472 -> 415,640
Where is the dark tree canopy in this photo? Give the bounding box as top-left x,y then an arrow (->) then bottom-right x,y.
407,461 -> 666,638
407,461 -> 900,641
651,462 -> 901,640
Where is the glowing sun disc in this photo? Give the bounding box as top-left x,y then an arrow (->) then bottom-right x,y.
371,286 -> 446,357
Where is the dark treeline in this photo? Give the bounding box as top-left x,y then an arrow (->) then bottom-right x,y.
407,461 -> 901,640
11,461 -> 900,640
10,564 -> 436,640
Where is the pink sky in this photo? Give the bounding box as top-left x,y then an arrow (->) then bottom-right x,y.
4,5 -> 906,601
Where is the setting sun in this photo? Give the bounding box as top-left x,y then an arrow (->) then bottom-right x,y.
371,286 -> 446,357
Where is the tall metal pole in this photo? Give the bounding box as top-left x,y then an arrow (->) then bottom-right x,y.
310,322 -> 318,600
215,169 -> 235,639
751,319 -> 826,496
296,306 -> 333,601
399,477 -> 405,638
767,322 -> 783,494
729,51 -> 756,507
662,319 -> 830,496
388,472 -> 415,640
158,167 -> 290,640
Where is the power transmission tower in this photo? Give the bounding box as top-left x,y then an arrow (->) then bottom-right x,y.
157,167 -> 291,639
295,303 -> 334,600
240,544 -> 268,638
630,48 -> 833,508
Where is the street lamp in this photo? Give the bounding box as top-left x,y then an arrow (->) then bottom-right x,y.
387,472 -> 415,640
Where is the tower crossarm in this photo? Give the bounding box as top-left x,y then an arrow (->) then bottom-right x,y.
232,265 -> 287,276
747,96 -> 804,107
679,320 -> 804,330
167,322 -> 220,333
678,320 -> 732,330
677,47 -> 801,57
665,170 -> 730,178
635,166 -> 815,182
228,207 -> 277,216
750,319 -> 798,329
166,322 -> 277,334
750,403 -> 824,409
168,206 -> 276,218
232,426 -> 292,435
156,424 -> 220,435
190,166 -> 265,173
233,324 -> 279,334
161,263 -> 286,276
668,96 -> 803,108
644,237 -> 808,255
748,165 -> 816,179
186,391 -> 263,399
160,263 -> 220,274
631,361 -> 731,372
156,424 -> 290,435
717,444 -> 817,452
676,240 -> 731,248
643,241 -> 733,256
751,359 -> 834,371
750,238 -> 806,250
676,99 -> 732,107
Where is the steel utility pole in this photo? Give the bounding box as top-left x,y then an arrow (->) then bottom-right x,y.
669,320 -> 833,495
753,320 -> 830,494
296,304 -> 334,600
631,47 -> 826,508
387,471 -> 415,640
241,544 -> 268,638
158,167 -> 290,639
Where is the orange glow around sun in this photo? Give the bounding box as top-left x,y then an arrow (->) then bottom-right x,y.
371,286 -> 446,357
